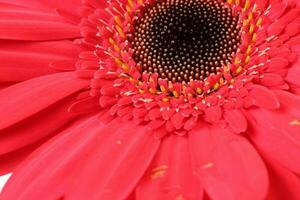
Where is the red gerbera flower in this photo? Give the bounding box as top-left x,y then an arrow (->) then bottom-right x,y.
0,0 -> 300,199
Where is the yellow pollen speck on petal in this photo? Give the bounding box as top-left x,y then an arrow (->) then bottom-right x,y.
114,57 -> 123,66
236,66 -> 243,74
151,165 -> 168,180
256,18 -> 263,26
121,63 -> 129,72
129,77 -> 137,83
116,140 -> 122,145
201,162 -> 214,169
249,24 -> 255,34
116,25 -> 126,39
188,93 -> 193,97
248,12 -> 253,21
173,91 -> 179,97
128,0 -> 134,8
196,88 -> 203,94
175,195 -> 185,200
213,83 -> 220,90
290,119 -> 300,126
219,78 -> 225,85
252,33 -> 257,42
109,37 -> 115,46
114,45 -> 121,52
163,97 -> 169,102
160,85 -> 167,93
109,38 -> 121,52
149,88 -> 156,93
245,55 -> 251,64
114,16 -> 122,27
223,65 -> 230,72
126,5 -> 131,12
234,57 -> 241,65
243,19 -> 249,27
227,0 -> 234,4
243,0 -> 250,11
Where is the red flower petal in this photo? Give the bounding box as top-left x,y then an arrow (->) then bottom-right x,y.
0,138 -> 46,175
260,73 -> 285,87
0,114 -> 95,175
0,95 -> 79,155
189,124 -> 268,200
1,114 -> 160,200
248,90 -> 300,175
0,115 -> 106,199
0,0 -> 82,16
0,3 -> 80,40
170,112 -> 185,129
204,105 -> 222,123
136,135 -> 203,200
285,58 -> 300,87
0,40 -> 80,82
0,72 -> 89,130
265,57 -> 289,73
266,159 -> 300,200
249,85 -> 280,109
223,109 -> 247,133
66,119 -> 160,200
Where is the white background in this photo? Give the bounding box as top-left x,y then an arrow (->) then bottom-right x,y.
0,174 -> 11,192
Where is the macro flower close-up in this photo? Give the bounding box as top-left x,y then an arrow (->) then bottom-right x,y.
0,0 -> 300,199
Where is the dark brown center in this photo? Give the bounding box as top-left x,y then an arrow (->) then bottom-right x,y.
130,0 -> 241,83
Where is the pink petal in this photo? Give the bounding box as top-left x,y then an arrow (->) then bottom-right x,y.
0,72 -> 89,130
259,73 -> 285,87
0,113 -> 94,175
0,115 -> 105,200
189,124 -> 268,200
0,82 -> 14,91
0,138 -> 47,175
0,94 -> 79,155
67,120 -> 160,200
68,97 -> 100,114
285,58 -> 300,87
248,90 -> 300,174
249,85 -> 280,109
204,106 -> 222,123
265,57 -> 289,73
266,159 -> 300,200
285,22 -> 300,37
0,40 -> 80,82
0,0 -> 81,18
136,135 -> 203,200
170,112 -> 185,129
223,109 -> 248,133
0,3 -> 80,40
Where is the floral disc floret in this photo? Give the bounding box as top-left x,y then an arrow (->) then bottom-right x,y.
131,0 -> 241,83
74,0 -> 298,136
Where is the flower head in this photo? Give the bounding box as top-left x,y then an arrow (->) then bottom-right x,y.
0,0 -> 300,199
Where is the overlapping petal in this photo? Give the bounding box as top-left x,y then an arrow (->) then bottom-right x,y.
248,90 -> 300,175
189,124 -> 269,200
0,0 -> 299,199
0,115 -> 160,200
0,40 -> 80,82
136,135 -> 203,200
0,72 -> 89,130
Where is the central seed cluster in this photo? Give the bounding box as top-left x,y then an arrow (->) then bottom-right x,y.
130,0 -> 241,83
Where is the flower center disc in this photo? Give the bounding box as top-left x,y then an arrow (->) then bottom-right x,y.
131,0 -> 241,83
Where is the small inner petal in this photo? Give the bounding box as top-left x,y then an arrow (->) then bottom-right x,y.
130,0 -> 241,83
